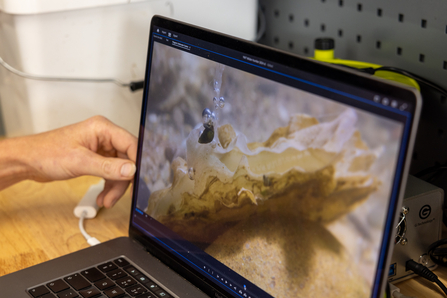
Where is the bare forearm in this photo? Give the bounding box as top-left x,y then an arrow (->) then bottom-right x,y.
0,137 -> 31,190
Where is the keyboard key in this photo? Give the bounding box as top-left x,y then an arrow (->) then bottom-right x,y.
29,285 -> 50,297
79,287 -> 101,298
41,293 -> 57,298
135,274 -> 150,284
98,262 -> 118,273
94,278 -> 115,290
47,279 -> 70,293
124,266 -> 140,277
116,276 -> 137,288
107,269 -> 127,280
154,289 -> 172,298
114,258 -> 129,267
125,284 -> 147,296
103,286 -> 125,298
81,267 -> 106,282
65,273 -> 90,291
143,280 -> 159,292
57,288 -> 78,298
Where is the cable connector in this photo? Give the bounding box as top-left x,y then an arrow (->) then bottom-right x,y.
389,283 -> 417,298
129,81 -> 144,92
87,237 -> 101,246
74,180 -> 105,246
406,259 -> 447,296
406,259 -> 438,282
74,180 -> 104,219
79,211 -> 101,246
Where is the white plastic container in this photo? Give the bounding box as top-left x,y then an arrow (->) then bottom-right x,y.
0,0 -> 257,137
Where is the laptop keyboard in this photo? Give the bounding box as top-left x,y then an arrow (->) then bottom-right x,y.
27,257 -> 173,298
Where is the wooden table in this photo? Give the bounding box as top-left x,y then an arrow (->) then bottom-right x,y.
0,176 -> 131,276
0,176 -> 446,297
398,270 -> 447,298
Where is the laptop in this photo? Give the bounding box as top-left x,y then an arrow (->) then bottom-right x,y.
1,15 -> 421,298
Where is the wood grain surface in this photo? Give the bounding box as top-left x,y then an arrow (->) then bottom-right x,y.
396,267 -> 447,298
0,176 -> 131,276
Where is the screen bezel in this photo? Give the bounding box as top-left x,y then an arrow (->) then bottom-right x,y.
129,15 -> 422,298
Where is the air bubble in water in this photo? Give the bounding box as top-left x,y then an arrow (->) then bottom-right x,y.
202,108 -> 213,128
213,96 -> 225,110
188,167 -> 195,180
214,80 -> 220,93
213,97 -> 219,109
219,97 -> 225,109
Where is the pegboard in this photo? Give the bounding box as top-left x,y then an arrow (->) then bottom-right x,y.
258,0 -> 447,178
258,0 -> 447,90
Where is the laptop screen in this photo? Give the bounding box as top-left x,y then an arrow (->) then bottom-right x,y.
130,16 -> 420,298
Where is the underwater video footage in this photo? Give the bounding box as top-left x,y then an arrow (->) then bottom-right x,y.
137,42 -> 404,298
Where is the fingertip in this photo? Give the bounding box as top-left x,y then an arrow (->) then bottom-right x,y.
120,163 -> 136,178
96,191 -> 105,208
94,157 -> 136,181
103,194 -> 119,209
101,180 -> 129,208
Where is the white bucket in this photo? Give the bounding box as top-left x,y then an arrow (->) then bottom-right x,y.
0,0 -> 257,136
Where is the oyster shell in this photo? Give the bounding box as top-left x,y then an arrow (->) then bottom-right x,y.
146,109 -> 380,245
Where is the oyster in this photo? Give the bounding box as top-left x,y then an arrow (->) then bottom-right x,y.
146,108 -> 380,245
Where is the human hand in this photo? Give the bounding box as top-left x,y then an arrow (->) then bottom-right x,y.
3,116 -> 138,208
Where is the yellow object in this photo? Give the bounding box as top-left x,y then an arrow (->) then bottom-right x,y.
314,48 -> 420,90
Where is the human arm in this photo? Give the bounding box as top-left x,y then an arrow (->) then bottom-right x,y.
0,116 -> 138,208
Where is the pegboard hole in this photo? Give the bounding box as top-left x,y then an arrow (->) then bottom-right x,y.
339,0 -> 343,7
274,9 -> 280,18
376,41 -> 381,49
399,14 -> 404,22
421,19 -> 427,28
338,29 -> 343,37
377,8 -> 382,17
289,14 -> 294,22
304,19 -> 310,27
443,61 -> 447,70
321,24 -> 326,32
304,47 -> 309,55
274,36 -> 279,44
419,54 -> 425,63
357,35 -> 362,43
357,4 -> 362,12
288,41 -> 294,49
397,47 -> 402,55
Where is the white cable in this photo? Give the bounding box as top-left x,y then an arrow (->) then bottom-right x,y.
79,210 -> 101,246
389,283 -> 418,298
75,181 -> 103,246
0,55 -> 130,87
